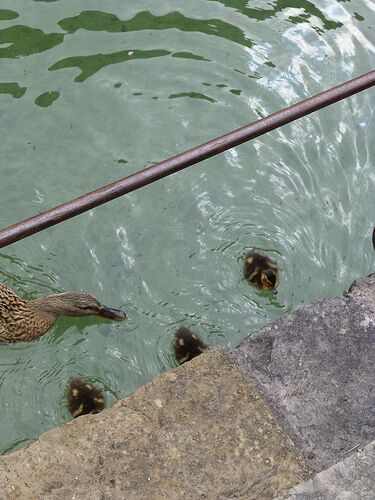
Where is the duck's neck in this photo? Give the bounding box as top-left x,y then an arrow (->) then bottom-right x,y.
31,294 -> 68,317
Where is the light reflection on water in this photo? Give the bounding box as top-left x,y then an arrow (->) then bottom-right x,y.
0,0 -> 374,453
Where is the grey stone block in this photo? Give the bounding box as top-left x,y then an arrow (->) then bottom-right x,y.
277,440 -> 375,499
231,274 -> 375,471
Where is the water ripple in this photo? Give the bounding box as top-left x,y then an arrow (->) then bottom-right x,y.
0,0 -> 373,456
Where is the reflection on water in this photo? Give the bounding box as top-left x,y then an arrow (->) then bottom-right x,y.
49,49 -> 172,83
0,25 -> 63,58
35,90 -> 60,107
0,10 -> 18,21
0,0 -> 374,454
208,0 -> 343,30
0,82 -> 26,98
58,10 -> 255,48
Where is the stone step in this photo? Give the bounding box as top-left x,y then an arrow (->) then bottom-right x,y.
230,274 -> 375,471
0,350 -> 311,499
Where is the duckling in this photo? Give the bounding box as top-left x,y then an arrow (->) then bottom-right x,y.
243,250 -> 279,292
0,282 -> 126,343
173,326 -> 208,364
67,378 -> 105,418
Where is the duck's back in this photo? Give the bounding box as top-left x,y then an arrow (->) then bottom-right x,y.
0,282 -> 26,320
0,282 -> 54,342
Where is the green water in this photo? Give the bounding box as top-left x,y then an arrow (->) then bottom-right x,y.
0,0 -> 374,454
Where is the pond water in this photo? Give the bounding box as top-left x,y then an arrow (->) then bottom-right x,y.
0,0 -> 374,453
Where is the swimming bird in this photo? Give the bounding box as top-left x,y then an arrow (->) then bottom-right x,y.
243,250 -> 279,292
0,282 -> 126,343
67,378 -> 105,418
173,326 -> 208,364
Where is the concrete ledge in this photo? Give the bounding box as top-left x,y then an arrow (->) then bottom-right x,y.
0,350 -> 310,499
231,273 -> 375,471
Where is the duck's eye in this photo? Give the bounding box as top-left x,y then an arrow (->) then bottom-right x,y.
79,305 -> 95,310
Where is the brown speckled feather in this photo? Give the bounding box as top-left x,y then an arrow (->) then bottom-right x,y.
0,282 -> 55,343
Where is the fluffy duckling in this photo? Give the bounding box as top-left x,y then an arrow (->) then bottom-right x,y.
173,326 -> 208,364
243,250 -> 279,292
0,282 -> 126,343
67,378 -> 105,418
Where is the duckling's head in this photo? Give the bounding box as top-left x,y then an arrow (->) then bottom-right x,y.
67,378 -> 105,418
260,268 -> 279,292
35,292 -> 126,320
173,326 -> 208,364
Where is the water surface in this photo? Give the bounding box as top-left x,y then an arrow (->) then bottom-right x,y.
0,0 -> 374,453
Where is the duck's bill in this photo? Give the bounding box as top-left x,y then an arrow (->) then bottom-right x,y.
98,306 -> 126,321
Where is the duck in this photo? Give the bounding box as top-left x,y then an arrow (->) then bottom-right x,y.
243,250 -> 279,292
0,282 -> 126,343
67,378 -> 105,418
173,326 -> 208,364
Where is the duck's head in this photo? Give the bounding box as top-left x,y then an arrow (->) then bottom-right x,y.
35,292 -> 126,321
260,269 -> 279,292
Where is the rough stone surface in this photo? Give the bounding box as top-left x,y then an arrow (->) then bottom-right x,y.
0,350 -> 310,499
231,274 -> 375,471
277,440 -> 375,499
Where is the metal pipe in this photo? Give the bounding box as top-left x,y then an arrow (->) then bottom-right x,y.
0,70 -> 374,248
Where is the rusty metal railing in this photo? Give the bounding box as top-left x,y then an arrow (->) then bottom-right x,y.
0,70 -> 374,249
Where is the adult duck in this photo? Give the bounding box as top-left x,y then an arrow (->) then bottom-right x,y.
0,282 -> 125,342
